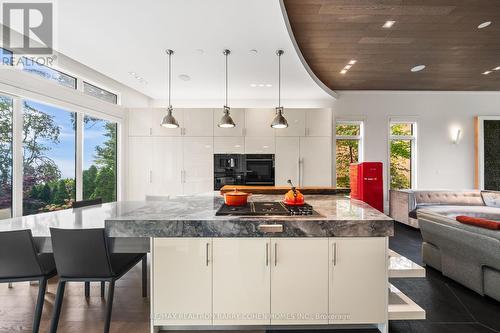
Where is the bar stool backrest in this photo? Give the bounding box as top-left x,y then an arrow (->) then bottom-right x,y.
0,230 -> 43,279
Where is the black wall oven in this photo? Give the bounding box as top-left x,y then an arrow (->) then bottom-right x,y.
244,154 -> 275,186
214,154 -> 275,190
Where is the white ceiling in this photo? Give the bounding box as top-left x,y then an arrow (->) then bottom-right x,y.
55,0 -> 334,106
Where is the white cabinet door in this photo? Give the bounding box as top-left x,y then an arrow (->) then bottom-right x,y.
330,237 -> 387,324
128,108 -> 152,136
183,108 -> 214,137
275,137 -> 300,186
275,109 -> 306,137
212,238 -> 271,325
150,137 -> 183,196
153,238 -> 212,326
299,137 -> 332,186
271,238 -> 329,325
245,137 -> 275,154
305,109 -> 332,137
183,137 -> 214,194
213,108 -> 245,137
214,136 -> 244,154
245,108 -> 276,137
151,108 -> 183,137
127,137 -> 153,200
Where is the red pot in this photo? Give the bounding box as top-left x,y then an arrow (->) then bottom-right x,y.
223,189 -> 251,206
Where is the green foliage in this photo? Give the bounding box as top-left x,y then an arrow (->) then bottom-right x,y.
335,124 -> 361,188
91,167 -> 116,202
390,123 -> 412,190
83,165 -> 98,199
53,179 -> 69,205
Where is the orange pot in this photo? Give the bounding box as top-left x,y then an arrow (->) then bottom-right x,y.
223,189 -> 251,206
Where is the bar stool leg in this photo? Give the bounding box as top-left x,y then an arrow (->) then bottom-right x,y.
104,280 -> 115,333
32,277 -> 47,333
8,282 -> 12,288
49,281 -> 66,333
101,281 -> 105,297
85,281 -> 90,297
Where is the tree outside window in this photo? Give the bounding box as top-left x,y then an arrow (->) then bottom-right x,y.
390,122 -> 416,190
0,96 -> 13,219
336,122 -> 363,188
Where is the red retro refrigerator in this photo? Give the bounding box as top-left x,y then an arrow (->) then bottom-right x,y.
349,162 -> 384,212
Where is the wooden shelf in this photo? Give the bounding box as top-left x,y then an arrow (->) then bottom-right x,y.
388,284 -> 426,320
388,250 -> 426,278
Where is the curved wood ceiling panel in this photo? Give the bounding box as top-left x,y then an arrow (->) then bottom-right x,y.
283,0 -> 500,90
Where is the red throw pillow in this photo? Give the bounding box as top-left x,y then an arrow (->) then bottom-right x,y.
456,215 -> 500,230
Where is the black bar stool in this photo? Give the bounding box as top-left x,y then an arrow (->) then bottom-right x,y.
48,228 -> 146,333
0,230 -> 57,333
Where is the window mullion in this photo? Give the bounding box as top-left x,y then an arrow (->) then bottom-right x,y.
12,98 -> 23,217
76,113 -> 83,201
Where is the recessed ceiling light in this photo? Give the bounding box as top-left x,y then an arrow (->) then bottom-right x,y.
383,20 -> 396,28
266,84 -> 272,87
478,21 -> 492,29
340,69 -> 347,74
344,65 -> 352,70
493,66 -> 500,71
258,84 -> 265,87
178,74 -> 191,81
483,71 -> 492,75
128,71 -> 136,76
411,65 -> 426,72
249,49 -> 258,54
348,60 -> 357,65
250,83 -> 257,87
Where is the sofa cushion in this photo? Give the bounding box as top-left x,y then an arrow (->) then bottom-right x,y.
481,191 -> 500,208
418,205 -> 500,220
456,215 -> 500,230
414,191 -> 484,206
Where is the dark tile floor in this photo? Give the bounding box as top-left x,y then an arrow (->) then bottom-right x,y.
271,222 -> 500,333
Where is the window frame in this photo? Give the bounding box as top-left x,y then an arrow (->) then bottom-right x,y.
19,56 -> 78,90
82,81 -> 120,105
334,119 -> 364,188
388,119 -> 418,190
477,116 -> 500,190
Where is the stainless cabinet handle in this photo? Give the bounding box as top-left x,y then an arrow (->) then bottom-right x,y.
149,170 -> 152,183
274,243 -> 277,266
333,242 -> 337,266
149,127 -> 152,136
266,242 -> 269,266
206,242 -> 210,266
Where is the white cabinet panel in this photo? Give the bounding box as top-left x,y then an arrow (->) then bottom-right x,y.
127,137 -> 153,200
245,137 -> 275,154
183,108 -> 214,137
153,238 -> 212,326
151,137 -> 183,196
128,108 -> 152,136
151,108 -> 183,137
299,137 -> 332,186
213,108 -> 245,137
275,109 -> 306,137
275,137 -> 300,186
183,137 -> 214,194
245,108 -> 276,137
270,238 -> 329,325
305,109 -> 332,137
214,137 -> 244,154
330,237 -> 387,324
212,238 -> 271,325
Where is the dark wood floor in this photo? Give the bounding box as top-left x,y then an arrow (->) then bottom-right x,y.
2,223 -> 500,333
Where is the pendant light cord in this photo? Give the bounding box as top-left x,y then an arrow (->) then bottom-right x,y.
168,51 -> 172,107
225,50 -> 228,108
277,50 -> 283,108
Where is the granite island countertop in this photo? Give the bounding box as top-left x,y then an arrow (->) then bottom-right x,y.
105,193 -> 393,237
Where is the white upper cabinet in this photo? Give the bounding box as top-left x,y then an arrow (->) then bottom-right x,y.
245,108 -> 276,137
213,108 -> 245,137
275,137 -> 300,186
305,108 -> 332,137
275,109 -> 306,137
151,108 -> 184,137
183,109 -> 214,137
182,137 -> 214,195
299,137 -> 332,186
214,137 -> 245,154
151,137 -> 184,196
128,108 -> 153,136
245,137 -> 276,154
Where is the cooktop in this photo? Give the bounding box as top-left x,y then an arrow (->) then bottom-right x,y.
215,201 -> 315,216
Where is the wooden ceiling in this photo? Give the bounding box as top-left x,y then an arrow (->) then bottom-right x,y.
283,0 -> 500,91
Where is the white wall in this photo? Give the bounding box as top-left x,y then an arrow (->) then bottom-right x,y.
334,91 -> 500,204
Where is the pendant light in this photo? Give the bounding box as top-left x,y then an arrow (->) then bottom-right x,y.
218,49 -> 236,128
271,49 -> 288,129
161,49 -> 179,128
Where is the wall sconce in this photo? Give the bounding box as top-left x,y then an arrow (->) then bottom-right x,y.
452,127 -> 461,144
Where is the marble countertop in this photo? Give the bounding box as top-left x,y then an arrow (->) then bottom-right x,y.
0,193 -> 393,238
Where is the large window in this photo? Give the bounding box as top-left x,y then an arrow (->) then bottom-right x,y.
83,116 -> 117,202
335,121 -> 363,188
0,96 -> 13,219
21,57 -> 77,89
22,100 -> 76,215
389,122 -> 417,190
83,82 -> 118,104
0,48 -> 13,66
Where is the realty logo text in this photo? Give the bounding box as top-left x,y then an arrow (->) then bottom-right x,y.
2,2 -> 53,54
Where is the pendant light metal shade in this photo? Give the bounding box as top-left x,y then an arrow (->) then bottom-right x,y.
271,106 -> 288,129
218,49 -> 236,128
271,49 -> 288,129
161,49 -> 179,128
